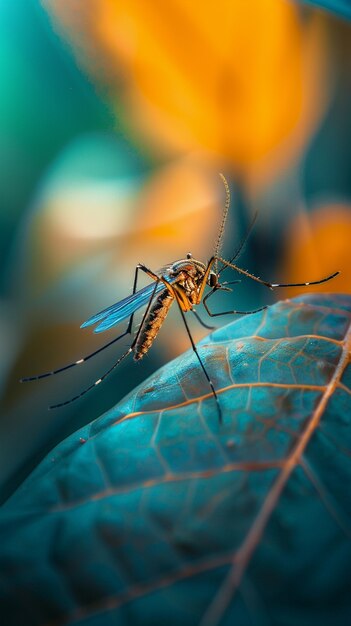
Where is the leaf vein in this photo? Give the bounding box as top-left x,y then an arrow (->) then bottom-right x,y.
199,317 -> 351,626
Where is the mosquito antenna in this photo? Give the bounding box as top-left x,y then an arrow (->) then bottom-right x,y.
213,173 -> 231,274
217,209 -> 259,277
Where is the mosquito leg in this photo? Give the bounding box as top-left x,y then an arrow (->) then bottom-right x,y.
204,302 -> 267,317
121,263 -> 159,335
125,263 -> 143,332
50,279 -> 161,409
203,288 -> 267,317
49,347 -> 133,409
20,264 -> 146,383
20,331 -> 133,382
192,309 -> 216,331
174,295 -> 222,423
214,256 -> 340,290
136,263 -> 161,284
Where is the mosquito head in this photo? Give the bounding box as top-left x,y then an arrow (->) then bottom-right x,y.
186,252 -> 192,259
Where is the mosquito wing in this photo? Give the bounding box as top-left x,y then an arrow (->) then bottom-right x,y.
81,269 -> 177,334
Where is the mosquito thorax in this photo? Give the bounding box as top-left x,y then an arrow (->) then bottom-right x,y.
170,258 -> 206,278
168,257 -> 207,303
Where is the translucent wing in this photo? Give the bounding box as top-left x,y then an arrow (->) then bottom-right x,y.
81,270 -> 177,334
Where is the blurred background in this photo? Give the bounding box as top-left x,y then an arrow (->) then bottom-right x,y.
1,0 -> 350,501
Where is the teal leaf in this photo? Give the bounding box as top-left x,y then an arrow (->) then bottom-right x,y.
297,0 -> 351,19
1,293 -> 351,626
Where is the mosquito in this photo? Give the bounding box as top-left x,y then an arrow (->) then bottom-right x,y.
20,174 -> 339,421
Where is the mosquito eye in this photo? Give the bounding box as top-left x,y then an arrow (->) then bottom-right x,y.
209,273 -> 218,288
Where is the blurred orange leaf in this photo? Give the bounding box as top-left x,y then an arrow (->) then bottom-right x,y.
282,205 -> 350,296
44,0 -> 328,175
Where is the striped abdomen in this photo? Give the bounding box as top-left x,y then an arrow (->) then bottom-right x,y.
134,289 -> 174,360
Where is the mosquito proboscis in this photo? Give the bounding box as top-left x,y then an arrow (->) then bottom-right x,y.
20,174 -> 339,422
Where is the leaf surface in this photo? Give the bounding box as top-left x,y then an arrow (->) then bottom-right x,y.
1,294 -> 351,626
